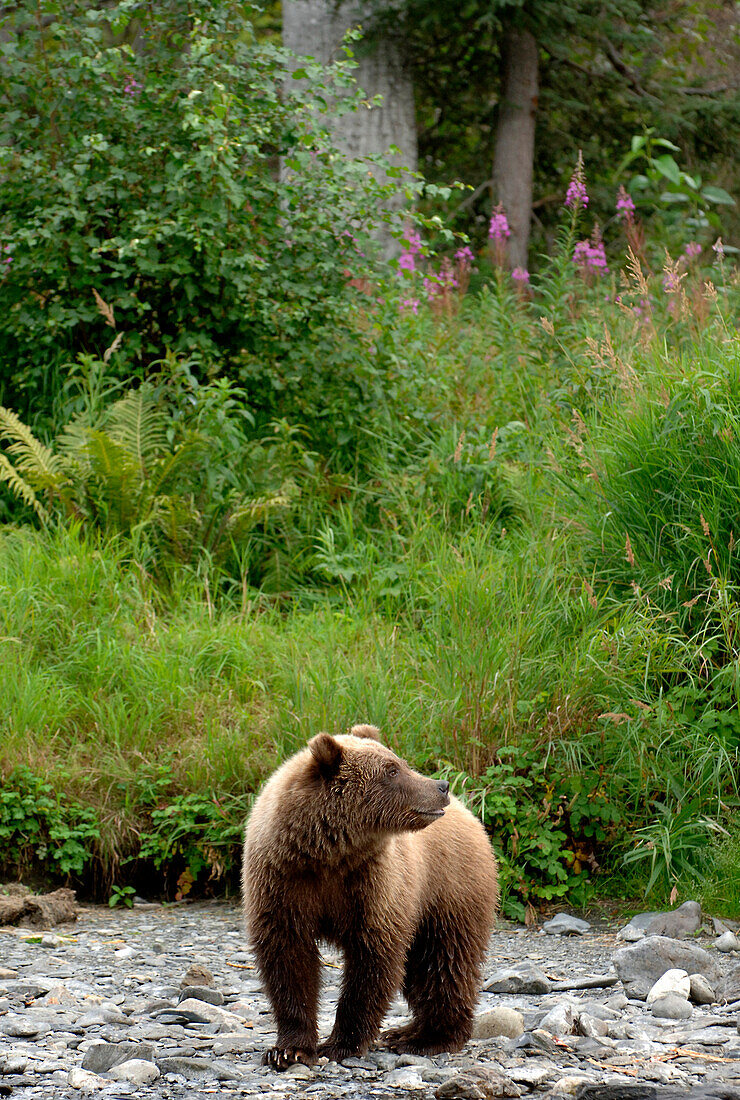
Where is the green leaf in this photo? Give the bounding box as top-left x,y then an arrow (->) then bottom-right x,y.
653,138 -> 681,152
654,155 -> 681,185
701,186 -> 736,206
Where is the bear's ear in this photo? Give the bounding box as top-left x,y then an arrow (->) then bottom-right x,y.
350,724 -> 381,741
309,733 -> 343,777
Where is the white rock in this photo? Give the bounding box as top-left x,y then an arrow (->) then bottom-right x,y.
577,1012 -> 609,1038
384,1067 -> 426,1089
176,997 -> 251,1029
617,925 -> 645,941
646,968 -> 691,1005
539,1002 -> 577,1036
547,1075 -> 597,1096
471,1006 -> 524,1039
542,913 -> 591,936
715,931 -> 740,952
68,1067 -> 108,1091
108,1059 -> 160,1085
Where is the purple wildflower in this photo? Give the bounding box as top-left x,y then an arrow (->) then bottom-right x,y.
400,297 -> 419,315
684,241 -> 702,260
713,237 -> 724,261
1,243 -> 11,275
455,245 -> 474,267
403,229 -> 422,254
511,267 -> 529,285
423,275 -> 440,301
123,77 -> 142,97
565,151 -> 589,210
398,228 -> 422,275
439,257 -> 457,288
574,236 -> 608,276
488,205 -> 511,242
616,186 -> 635,221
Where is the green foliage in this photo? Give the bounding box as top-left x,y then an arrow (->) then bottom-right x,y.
0,191 -> 739,911
137,787 -> 250,890
108,884 -> 137,908
0,1 -> 399,418
444,745 -> 621,920
0,767 -> 100,877
618,130 -> 737,251
623,801 -> 728,895
369,0 -> 740,254
0,359 -> 325,590
570,347 -> 740,645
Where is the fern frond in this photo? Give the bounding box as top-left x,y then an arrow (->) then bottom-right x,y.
0,453 -> 50,523
85,430 -> 142,532
0,406 -> 67,490
147,439 -> 206,499
106,385 -> 167,473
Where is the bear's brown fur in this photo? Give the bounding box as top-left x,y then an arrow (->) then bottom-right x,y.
242,724 -> 499,1070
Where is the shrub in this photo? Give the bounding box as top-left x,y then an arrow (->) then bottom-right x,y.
0,767 -> 100,878
0,1 -> 395,420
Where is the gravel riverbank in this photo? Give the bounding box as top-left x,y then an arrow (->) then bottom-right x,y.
1,900 -> 740,1098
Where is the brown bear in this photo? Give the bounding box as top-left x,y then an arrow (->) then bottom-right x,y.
242,724 -> 499,1070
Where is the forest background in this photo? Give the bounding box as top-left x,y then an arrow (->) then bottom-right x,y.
0,0 -> 740,920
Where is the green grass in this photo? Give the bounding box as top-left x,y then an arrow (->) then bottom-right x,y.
1,245 -> 739,912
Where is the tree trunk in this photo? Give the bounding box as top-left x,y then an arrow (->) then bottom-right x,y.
282,0 -> 417,257
492,26 -> 539,271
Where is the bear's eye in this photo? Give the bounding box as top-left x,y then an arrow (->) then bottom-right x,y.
385,763 -> 399,778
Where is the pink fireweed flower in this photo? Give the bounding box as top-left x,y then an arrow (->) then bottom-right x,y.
565,151 -> 589,209
713,237 -> 724,261
684,241 -> 701,260
616,186 -> 635,221
123,77 -> 142,96
404,230 -> 422,254
511,267 -> 530,285
1,243 -> 11,274
574,236 -> 608,277
398,228 -> 422,275
439,257 -> 457,288
400,297 -> 419,315
488,205 -> 511,242
455,245 -> 475,267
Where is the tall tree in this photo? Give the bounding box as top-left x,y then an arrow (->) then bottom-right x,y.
492,22 -> 538,269
282,0 -> 417,255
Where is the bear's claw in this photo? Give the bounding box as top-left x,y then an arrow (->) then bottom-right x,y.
263,1046 -> 315,1070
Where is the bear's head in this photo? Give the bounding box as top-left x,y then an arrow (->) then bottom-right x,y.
307,727 -> 450,838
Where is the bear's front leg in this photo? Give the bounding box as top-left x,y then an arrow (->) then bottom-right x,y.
319,934 -> 404,1063
252,925 -> 321,1070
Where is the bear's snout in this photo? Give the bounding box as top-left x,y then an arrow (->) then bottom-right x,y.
436,780 -> 450,799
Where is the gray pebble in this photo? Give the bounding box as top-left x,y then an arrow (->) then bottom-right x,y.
542,913 -> 591,936
177,985 -> 224,1006
650,993 -> 694,1020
